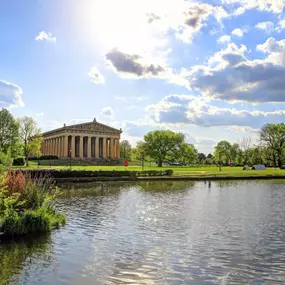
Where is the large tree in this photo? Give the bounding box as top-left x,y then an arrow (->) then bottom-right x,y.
260,123 -> 285,167
120,140 -> 132,160
18,117 -> 42,166
142,130 -> 185,167
214,140 -> 233,164
0,109 -> 20,155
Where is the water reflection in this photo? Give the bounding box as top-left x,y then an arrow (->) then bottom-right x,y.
2,180 -> 285,284
0,235 -> 53,285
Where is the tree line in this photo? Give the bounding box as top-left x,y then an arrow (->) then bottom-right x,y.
0,109 -> 42,167
121,123 -> 285,167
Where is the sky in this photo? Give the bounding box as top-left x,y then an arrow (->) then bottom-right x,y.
1,0 -> 285,154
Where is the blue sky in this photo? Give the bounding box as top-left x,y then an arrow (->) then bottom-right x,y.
1,0 -> 285,154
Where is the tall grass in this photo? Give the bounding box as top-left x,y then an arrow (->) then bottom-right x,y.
0,170 -> 66,238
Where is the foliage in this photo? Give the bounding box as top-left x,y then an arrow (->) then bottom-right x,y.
0,149 -> 13,169
141,130 -> 186,167
260,123 -> 285,167
18,116 -> 43,166
0,109 -> 20,156
214,140 -> 236,163
20,169 -> 173,179
29,155 -> 58,161
120,140 -> 132,160
0,170 -> 66,238
13,156 -> 25,166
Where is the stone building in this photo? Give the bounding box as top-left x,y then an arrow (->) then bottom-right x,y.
41,119 -> 122,159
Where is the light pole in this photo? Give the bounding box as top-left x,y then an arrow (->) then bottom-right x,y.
69,149 -> 72,170
49,153 -> 51,168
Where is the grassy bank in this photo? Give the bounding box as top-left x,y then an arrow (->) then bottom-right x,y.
14,162 -> 285,179
0,171 -> 66,239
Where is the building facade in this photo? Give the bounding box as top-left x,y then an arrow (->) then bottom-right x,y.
41,119 -> 122,159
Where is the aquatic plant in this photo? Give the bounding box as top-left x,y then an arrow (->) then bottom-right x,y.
0,170 -> 66,238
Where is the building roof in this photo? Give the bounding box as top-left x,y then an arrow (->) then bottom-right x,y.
42,118 -> 122,136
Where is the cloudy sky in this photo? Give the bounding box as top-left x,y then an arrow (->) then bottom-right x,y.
1,0 -> 285,154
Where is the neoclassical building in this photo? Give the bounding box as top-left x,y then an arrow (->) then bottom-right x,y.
41,119 -> 122,159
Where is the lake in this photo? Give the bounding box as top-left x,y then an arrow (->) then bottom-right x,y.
1,180 -> 285,284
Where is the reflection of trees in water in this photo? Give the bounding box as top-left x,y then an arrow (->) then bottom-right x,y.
59,182 -> 125,198
137,181 -> 196,192
0,235 -> 53,285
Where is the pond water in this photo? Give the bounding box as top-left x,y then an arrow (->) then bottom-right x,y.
2,180 -> 285,284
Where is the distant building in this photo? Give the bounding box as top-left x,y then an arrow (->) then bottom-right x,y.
41,119 -> 122,159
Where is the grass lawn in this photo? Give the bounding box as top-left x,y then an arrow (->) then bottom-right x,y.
13,161 -> 285,178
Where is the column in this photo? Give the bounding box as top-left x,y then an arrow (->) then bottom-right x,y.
110,138 -> 114,159
116,138 -> 120,159
46,140 -> 49,155
56,137 -> 60,157
95,137 -> 99,158
51,139 -> 54,155
59,136 -> 62,157
56,137 -> 59,157
63,136 -> 68,158
53,138 -> 56,155
44,140 -> 47,155
79,136 -> 84,158
71,136 -> 76,158
102,137 -> 107,158
87,136 -> 92,158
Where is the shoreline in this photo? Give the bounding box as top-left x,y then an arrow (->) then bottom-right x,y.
55,174 -> 285,183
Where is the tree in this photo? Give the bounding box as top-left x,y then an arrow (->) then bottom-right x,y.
198,153 -> 206,164
179,144 -> 198,165
18,117 -> 42,166
0,109 -> 20,155
120,140 -> 131,160
260,123 -> 285,167
214,140 -> 233,164
142,130 -> 185,167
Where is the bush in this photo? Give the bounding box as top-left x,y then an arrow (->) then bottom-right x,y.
13,157 -> 25,166
28,155 -> 58,161
0,171 -> 66,239
20,169 -> 174,179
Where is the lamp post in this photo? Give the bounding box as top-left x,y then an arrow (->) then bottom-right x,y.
49,153 -> 51,168
69,149 -> 72,170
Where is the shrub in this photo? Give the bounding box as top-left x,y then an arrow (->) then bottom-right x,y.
13,157 -> 25,166
29,155 -> 58,161
20,169 -> 174,179
0,171 -> 66,239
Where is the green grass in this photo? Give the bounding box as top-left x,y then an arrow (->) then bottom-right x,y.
14,161 -> 285,178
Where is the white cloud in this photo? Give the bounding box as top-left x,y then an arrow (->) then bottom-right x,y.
255,21 -> 275,33
231,28 -> 244,37
186,39 -> 285,103
148,94 -> 285,128
218,35 -> 231,44
35,31 -> 56,43
0,80 -> 24,108
279,18 -> 285,29
221,0 -> 285,15
100,106 -> 113,118
88,67 -> 105,84
36,112 -> 44,117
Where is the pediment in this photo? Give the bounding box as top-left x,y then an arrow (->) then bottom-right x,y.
66,122 -> 120,133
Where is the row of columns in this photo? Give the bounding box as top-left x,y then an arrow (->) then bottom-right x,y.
41,135 -> 120,159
